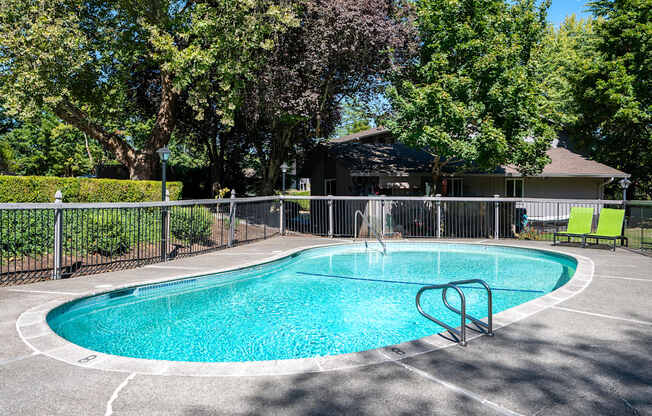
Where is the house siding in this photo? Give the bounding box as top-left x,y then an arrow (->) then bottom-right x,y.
461,176 -> 606,199
462,176 -> 504,197
524,177 -> 604,199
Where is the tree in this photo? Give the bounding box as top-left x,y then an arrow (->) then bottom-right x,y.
0,139 -> 14,173
570,0 -> 652,198
235,0 -> 416,194
388,0 -> 555,193
334,96 -> 393,137
0,0 -> 295,179
0,113 -> 103,176
537,16 -> 595,129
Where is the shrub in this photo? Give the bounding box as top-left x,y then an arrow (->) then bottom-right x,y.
170,206 -> 214,243
84,212 -> 131,256
0,209 -> 54,256
63,210 -> 132,256
0,176 -> 182,203
283,190 -> 310,211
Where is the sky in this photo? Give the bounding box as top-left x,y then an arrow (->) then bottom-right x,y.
546,0 -> 591,25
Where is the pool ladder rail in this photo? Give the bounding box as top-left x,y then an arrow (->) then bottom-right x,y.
353,210 -> 386,255
416,279 -> 494,347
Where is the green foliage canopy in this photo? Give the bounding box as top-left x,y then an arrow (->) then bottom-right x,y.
0,0 -> 296,179
571,0 -> 652,197
388,0 -> 555,191
0,113 -> 103,177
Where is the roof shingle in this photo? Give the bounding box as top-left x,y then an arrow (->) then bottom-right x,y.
325,128 -> 629,178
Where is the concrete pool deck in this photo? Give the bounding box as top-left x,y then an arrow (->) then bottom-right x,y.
1,237 -> 651,415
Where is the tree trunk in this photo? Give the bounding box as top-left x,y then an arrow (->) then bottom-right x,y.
261,127 -> 293,195
430,157 -> 452,196
431,157 -> 442,196
128,152 -> 158,180
54,70 -> 177,180
83,133 -> 94,167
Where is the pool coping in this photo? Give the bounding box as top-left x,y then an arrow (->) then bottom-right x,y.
15,240 -> 594,377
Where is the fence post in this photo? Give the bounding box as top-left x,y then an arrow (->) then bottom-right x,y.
494,194 -> 500,240
160,190 -> 170,262
280,196 -> 285,236
436,194 -> 442,239
381,199 -> 386,237
228,190 -> 236,247
136,207 -> 142,263
165,190 -> 170,255
328,195 -> 334,238
52,190 -> 63,280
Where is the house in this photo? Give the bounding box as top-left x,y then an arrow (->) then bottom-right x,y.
309,128 -> 629,199
303,127 -> 630,237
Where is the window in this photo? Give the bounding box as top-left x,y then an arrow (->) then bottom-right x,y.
506,179 -> 524,197
449,178 -> 463,197
324,179 -> 336,195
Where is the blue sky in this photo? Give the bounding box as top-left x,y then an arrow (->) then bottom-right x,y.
546,1 -> 590,24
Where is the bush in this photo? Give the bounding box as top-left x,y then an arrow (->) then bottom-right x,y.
170,206 -> 214,243
284,190 -> 310,211
0,210 -> 54,256
0,176 -> 182,203
83,211 -> 131,256
62,210 -> 134,256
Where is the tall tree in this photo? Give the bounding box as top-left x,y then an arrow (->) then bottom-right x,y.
537,16 -> 595,130
571,0 -> 652,197
237,0 -> 416,194
0,0 -> 294,179
388,0 -> 555,193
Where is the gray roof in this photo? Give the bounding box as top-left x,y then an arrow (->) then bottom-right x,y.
326,128 -> 629,178
325,141 -> 433,175
329,127 -> 391,144
504,147 -> 629,178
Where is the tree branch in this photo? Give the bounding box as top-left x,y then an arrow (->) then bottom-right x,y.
54,100 -> 135,167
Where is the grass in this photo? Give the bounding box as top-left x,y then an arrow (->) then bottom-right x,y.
286,190 -> 310,211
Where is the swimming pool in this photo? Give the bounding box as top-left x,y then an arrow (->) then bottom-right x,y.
47,243 -> 576,363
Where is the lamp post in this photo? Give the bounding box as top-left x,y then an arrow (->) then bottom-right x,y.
157,147 -> 171,201
280,162 -> 289,193
619,178 -> 632,201
157,147 -> 171,262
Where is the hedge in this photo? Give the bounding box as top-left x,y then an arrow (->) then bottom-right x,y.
0,176 -> 182,203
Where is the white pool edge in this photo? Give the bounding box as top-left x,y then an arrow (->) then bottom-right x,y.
16,240 -> 594,377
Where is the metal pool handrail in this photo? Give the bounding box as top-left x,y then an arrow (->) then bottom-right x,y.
416,283 -> 468,346
354,210 -> 386,255
442,279 -> 494,337
416,279 -> 494,347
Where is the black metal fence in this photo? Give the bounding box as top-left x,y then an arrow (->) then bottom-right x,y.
1,195 -> 650,285
0,196 -> 280,285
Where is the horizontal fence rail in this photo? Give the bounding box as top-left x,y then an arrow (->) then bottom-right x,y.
0,193 -> 280,285
1,194 -> 650,285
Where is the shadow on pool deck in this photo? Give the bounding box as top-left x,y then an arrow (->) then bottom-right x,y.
111,315 -> 651,415
236,320 -> 650,416
1,237 -> 651,415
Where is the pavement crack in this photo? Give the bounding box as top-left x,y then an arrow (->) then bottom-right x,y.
105,373 -> 136,416
380,351 -> 524,416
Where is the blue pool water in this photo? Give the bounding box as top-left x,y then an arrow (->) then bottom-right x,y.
47,243 -> 576,362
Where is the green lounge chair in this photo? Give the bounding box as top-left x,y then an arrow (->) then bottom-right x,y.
553,207 -> 594,247
585,208 -> 628,251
